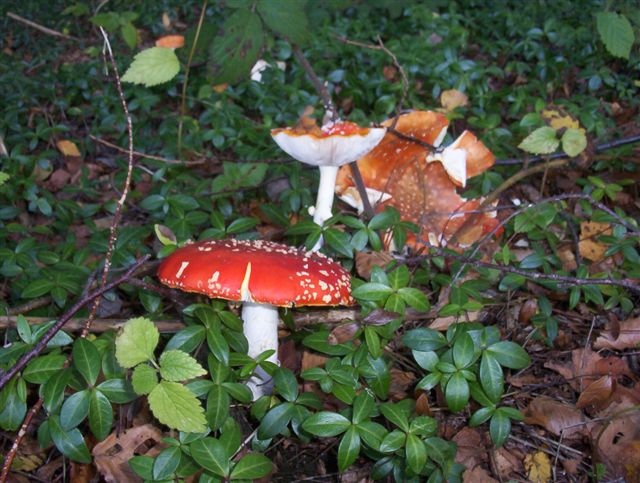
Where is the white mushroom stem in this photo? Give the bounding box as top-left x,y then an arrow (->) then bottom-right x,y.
242,302 -> 280,400
311,165 -> 339,251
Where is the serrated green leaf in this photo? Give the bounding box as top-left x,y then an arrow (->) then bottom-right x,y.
73,338 -> 101,386
596,12 -> 634,59
518,126 -> 559,154
115,317 -> 159,368
132,364 -> 159,395
122,47 -> 180,87
230,453 -> 273,479
561,128 -> 587,157
257,0 -> 310,44
148,381 -> 207,433
302,411 -> 351,437
159,350 -> 207,382
209,10 -> 264,85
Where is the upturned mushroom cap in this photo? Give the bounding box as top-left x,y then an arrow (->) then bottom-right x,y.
334,111 -> 499,248
157,239 -> 354,307
271,121 -> 386,167
155,35 -> 185,49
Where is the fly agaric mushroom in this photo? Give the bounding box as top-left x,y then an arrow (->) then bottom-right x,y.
157,239 -> 354,399
271,110 -> 386,248
335,110 -> 499,249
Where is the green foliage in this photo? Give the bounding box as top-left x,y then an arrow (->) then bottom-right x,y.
122,47 -> 181,87
596,12 -> 635,59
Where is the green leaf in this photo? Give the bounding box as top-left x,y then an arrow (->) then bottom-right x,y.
486,341 -> 531,369
379,430 -> 406,453
302,411 -> 351,437
153,445 -> 181,480
352,391 -> 375,425
129,455 -> 154,480
159,350 -> 207,381
42,369 -> 70,413
356,421 -> 387,450
96,379 -> 137,403
207,325 -> 230,366
380,403 -> 409,432
480,352 -> 504,403
445,372 -> 469,412
452,332 -> 475,369
469,406 -> 495,427
21,279 -> 55,298
190,437 -> 230,477
257,0 -> 310,44
132,364 -> 159,395
23,354 -> 66,384
338,426 -> 361,471
230,453 -> 273,479
122,47 -> 180,87
352,282 -> 393,301
48,415 -> 91,463
402,328 -> 447,352
518,126 -> 559,154
121,21 -> 137,49
115,317 -> 159,368
73,338 -> 101,386
274,368 -> 298,403
60,390 -> 90,430
596,12 -> 634,59
364,326 -> 382,358
209,10 -> 264,84
424,436 -> 451,465
405,433 -> 427,474
324,228 -> 354,258
397,287 -> 430,311
561,128 -> 587,157
16,314 -> 32,344
490,411 -> 511,447
410,416 -> 437,436
148,381 -> 207,433
258,402 -> 295,439
89,389 -> 113,440
221,382 -> 253,403
206,385 -> 230,431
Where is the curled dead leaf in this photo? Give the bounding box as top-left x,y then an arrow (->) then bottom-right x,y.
518,299 -> 538,325
594,317 -> 640,351
576,375 -> 615,410
523,397 -> 587,440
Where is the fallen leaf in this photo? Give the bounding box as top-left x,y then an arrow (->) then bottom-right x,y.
429,311 -> 480,331
595,317 -> 640,351
56,139 -> 81,157
491,447 -> 522,480
518,299 -> 538,325
576,375 -> 615,409
453,427 -> 486,469
541,107 -> 581,131
561,457 -> 582,475
463,465 -> 497,483
300,351 -> 327,372
523,397 -> 587,439
524,451 -> 552,483
440,89 -> 469,112
355,251 -> 393,280
92,424 -> 163,483
592,406 -> 640,481
415,392 -> 433,416
328,322 -> 359,345
579,221 -> 612,262
389,368 -> 415,401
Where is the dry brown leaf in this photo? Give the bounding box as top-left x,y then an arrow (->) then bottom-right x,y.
561,457 -> 582,475
594,317 -> 640,351
415,392 -> 433,416
92,424 -> 163,483
579,221 -> 612,262
524,451 -> 552,483
300,350 -> 327,372
518,299 -> 538,325
462,465 -> 497,483
491,447 -> 522,480
557,245 -> 578,271
429,312 -> 480,331
56,139 -> 81,157
389,368 -> 415,401
576,375 -> 615,409
592,406 -> 640,481
440,89 -> 469,112
453,427 -> 486,469
328,323 -> 360,345
355,251 -> 393,280
523,397 -> 587,439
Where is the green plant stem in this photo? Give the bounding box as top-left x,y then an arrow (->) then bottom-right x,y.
177,0 -> 208,156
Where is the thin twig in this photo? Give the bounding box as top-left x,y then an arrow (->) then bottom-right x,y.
6,12 -> 79,41
90,135 -> 206,165
177,0 -> 208,155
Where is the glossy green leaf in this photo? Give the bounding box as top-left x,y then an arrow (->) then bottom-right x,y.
274,368 -> 298,402
405,433 -> 427,473
486,341 -> 531,369
352,391 -> 375,425
258,402 -> 295,440
338,426 -> 361,471
73,338 -> 101,386
230,453 -> 273,479
490,411 -> 511,447
89,389 -> 113,440
206,385 -> 230,431
379,429 -> 405,453
445,372 -> 470,412
96,378 -> 137,403
23,353 -> 66,384
153,446 -> 181,480
60,389 -> 90,430
48,415 -> 91,463
380,403 -> 409,432
190,437 -> 230,477
452,332 -> 475,369
302,411 -> 351,437
480,352 -> 504,403
352,282 -> 393,301
402,328 -> 447,352
397,287 -> 430,311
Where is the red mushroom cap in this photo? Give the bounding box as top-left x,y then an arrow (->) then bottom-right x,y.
157,239 -> 354,307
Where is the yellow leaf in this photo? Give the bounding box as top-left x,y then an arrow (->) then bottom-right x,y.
56,139 -> 81,157
524,451 -> 552,483
579,221 -> 612,262
440,89 -> 468,112
541,108 -> 581,131
213,83 -> 229,93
